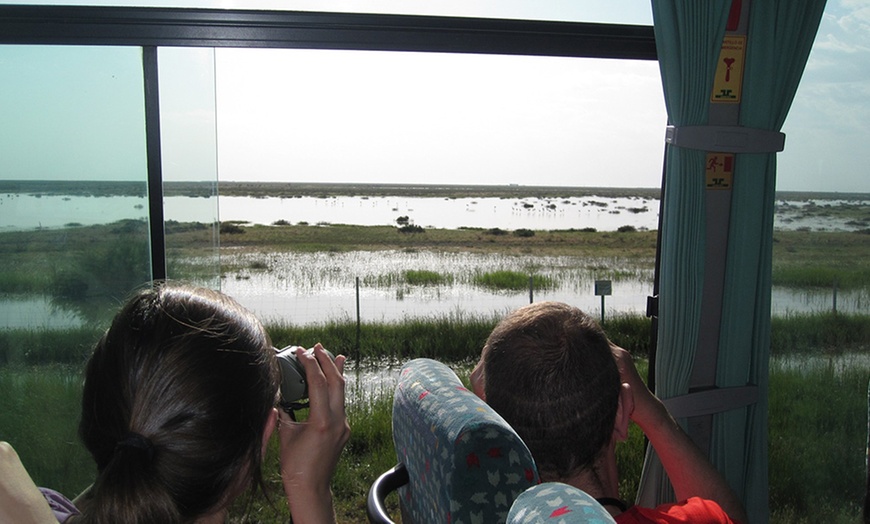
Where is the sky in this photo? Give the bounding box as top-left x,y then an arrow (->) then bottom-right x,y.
1,0 -> 868,192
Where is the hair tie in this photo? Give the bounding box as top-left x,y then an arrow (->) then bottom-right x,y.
115,432 -> 155,461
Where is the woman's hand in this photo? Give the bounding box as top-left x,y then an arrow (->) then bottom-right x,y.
277,343 -> 351,524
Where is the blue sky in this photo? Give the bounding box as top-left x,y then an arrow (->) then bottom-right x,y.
1,1 -> 868,192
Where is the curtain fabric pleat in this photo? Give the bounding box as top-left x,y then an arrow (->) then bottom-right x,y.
638,0 -> 731,507
644,1 -> 826,521
714,1 -> 826,520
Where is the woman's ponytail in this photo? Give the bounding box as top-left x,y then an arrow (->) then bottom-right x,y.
77,433 -> 181,524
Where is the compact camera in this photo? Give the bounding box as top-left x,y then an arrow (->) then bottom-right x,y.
275,345 -> 335,412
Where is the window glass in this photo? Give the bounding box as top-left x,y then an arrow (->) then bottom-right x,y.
208,48 -> 667,323
0,44 -> 148,496
159,47 -> 221,288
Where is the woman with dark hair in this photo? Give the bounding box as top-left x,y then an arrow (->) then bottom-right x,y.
0,284 -> 350,524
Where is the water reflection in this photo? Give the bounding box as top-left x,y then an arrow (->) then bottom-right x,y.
219,250 -> 864,325
3,193 -> 867,233
220,249 -> 653,325
0,295 -> 83,329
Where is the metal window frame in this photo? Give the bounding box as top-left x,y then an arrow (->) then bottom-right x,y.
0,4 -> 657,281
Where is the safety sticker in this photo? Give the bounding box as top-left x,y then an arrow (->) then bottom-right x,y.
705,153 -> 734,190
711,35 -> 746,103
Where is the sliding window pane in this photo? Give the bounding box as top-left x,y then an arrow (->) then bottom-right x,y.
0,44 -> 148,497
159,47 -> 220,288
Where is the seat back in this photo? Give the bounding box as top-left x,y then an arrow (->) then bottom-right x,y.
393,358 -> 539,524
507,483 -> 616,524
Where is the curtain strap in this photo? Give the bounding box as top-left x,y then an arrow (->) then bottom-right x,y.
666,125 -> 784,153
662,385 -> 758,418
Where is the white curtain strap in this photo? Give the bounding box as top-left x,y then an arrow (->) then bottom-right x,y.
665,125 -> 785,153
662,385 -> 759,418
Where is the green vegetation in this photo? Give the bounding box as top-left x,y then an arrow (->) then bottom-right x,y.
403,269 -> 451,286
1,188 -> 869,522
4,340 -> 866,523
772,230 -> 870,290
474,270 -> 554,292
397,224 -> 424,234
768,359 -> 866,523
771,311 -> 870,354
0,326 -> 101,365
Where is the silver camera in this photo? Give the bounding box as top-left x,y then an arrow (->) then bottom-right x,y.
275,345 -> 335,411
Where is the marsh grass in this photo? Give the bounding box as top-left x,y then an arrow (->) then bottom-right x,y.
2,339 -> 869,522
768,360 -> 866,522
268,312 -> 501,362
771,311 -> 870,354
474,270 -> 554,292
0,326 -> 101,365
0,365 -> 93,497
403,269 -> 451,286
773,266 -> 870,289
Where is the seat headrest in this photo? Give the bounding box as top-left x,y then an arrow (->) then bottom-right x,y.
507,483 -> 616,524
393,358 -> 539,524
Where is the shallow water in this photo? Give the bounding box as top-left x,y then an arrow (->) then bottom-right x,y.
2,250 -> 864,329
3,192 -> 868,233
219,249 -> 653,325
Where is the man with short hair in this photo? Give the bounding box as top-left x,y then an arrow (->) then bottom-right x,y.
470,301 -> 747,523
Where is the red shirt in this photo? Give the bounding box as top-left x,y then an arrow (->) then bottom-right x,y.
615,497 -> 738,524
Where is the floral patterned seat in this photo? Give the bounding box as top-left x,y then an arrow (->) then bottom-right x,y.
507,483 -> 615,524
368,358 -> 539,524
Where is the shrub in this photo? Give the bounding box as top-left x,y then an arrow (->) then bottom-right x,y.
398,224 -> 424,234
272,219 -> 291,226
513,229 -> 535,238
617,225 -> 637,233
220,222 -> 245,234
396,215 -> 410,225
485,228 -> 507,236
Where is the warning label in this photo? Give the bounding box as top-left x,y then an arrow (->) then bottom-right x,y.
711,35 -> 746,103
705,153 -> 734,190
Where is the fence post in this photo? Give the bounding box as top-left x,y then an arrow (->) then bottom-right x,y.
529,275 -> 534,304
833,279 -> 838,315
355,277 -> 361,363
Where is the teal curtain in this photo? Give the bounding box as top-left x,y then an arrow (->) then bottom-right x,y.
714,1 -> 826,521
637,0 -> 731,506
644,1 -> 826,521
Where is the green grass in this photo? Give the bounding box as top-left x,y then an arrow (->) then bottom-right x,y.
6,353 -> 865,523
0,326 -> 102,365
0,365 -> 94,497
4,312 -> 869,522
268,311 -> 501,363
473,270 -> 554,292
768,360 -> 866,522
772,266 -> 870,289
403,269 -> 451,286
770,311 -> 870,355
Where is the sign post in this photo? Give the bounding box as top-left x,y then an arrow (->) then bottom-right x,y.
594,280 -> 612,324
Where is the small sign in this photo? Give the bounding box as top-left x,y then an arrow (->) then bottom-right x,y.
705,153 -> 734,190
594,280 -> 612,296
711,35 -> 746,103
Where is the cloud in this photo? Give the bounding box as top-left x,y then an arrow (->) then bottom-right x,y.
817,1 -> 870,53
814,33 -> 870,53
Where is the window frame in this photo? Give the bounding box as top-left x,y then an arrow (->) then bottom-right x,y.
0,4 -> 657,279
